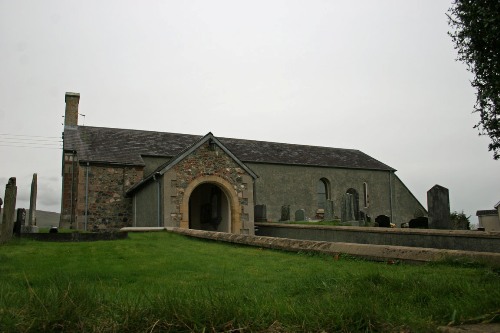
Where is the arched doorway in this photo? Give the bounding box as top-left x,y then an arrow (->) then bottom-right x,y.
180,175 -> 242,234
189,183 -> 230,232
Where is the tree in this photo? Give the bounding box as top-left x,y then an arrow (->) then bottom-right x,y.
450,210 -> 471,230
448,1 -> 500,160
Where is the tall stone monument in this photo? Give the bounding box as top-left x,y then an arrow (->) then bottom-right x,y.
0,178 -> 17,244
427,185 -> 450,229
341,193 -> 355,222
28,173 -> 37,226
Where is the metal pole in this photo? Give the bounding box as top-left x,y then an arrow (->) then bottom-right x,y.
85,162 -> 89,231
389,171 -> 394,225
157,177 -> 161,227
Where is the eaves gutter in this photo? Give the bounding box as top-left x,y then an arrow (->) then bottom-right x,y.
242,160 -> 396,172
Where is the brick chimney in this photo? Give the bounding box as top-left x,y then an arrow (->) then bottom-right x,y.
64,92 -> 80,127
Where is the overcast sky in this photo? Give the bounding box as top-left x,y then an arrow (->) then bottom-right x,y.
0,1 -> 498,224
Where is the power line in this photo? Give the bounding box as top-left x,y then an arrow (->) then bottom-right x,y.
0,141 -> 61,146
0,133 -> 61,139
1,138 -> 62,143
0,133 -> 63,150
0,144 -> 62,150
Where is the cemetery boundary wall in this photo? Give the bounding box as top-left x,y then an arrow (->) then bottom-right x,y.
255,223 -> 500,253
20,232 -> 128,242
161,227 -> 500,266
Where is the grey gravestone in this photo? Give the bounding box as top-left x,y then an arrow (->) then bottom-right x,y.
280,205 -> 290,222
324,200 -> 334,221
427,185 -> 450,229
254,204 -> 267,222
13,208 -> 26,237
341,193 -> 355,222
295,209 -> 305,222
0,178 -> 17,244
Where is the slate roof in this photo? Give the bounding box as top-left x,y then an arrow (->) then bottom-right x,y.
63,126 -> 395,171
476,210 -> 498,216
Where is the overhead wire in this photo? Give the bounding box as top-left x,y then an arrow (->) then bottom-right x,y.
0,133 -> 63,150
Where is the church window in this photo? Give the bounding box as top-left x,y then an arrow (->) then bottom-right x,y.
317,178 -> 330,209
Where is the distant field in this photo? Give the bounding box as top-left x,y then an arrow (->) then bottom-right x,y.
1,232 -> 499,332
0,209 -> 59,227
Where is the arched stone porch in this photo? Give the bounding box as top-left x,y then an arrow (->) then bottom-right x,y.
180,175 -> 242,234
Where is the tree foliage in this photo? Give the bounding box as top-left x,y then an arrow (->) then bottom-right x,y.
450,210 -> 471,230
448,1 -> 500,159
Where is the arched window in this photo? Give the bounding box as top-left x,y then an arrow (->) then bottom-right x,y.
317,178 -> 330,209
363,182 -> 369,208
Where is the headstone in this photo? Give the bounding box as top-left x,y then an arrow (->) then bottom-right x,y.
427,185 -> 451,229
13,208 -> 26,237
254,204 -> 267,222
324,200 -> 334,221
28,173 -> 37,226
280,205 -> 290,222
295,209 -> 305,222
409,216 -> 428,229
358,211 -> 366,226
341,193 -> 355,222
375,215 -> 390,228
0,178 -> 17,244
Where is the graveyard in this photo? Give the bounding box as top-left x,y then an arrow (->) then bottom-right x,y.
1,231 -> 500,332
1,165 -> 500,332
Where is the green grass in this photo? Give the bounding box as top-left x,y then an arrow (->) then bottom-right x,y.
1,232 -> 499,332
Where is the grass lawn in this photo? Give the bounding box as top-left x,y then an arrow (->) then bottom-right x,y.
0,232 -> 499,332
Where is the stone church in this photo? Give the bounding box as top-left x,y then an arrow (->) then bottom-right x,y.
60,92 -> 426,234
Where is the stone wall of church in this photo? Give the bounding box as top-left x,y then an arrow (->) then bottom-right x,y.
247,163 -> 425,226
72,164 -> 143,231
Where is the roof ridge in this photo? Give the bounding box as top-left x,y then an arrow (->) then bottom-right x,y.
79,125 -> 362,152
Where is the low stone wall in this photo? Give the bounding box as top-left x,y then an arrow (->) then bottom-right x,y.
167,228 -> 500,266
255,223 -> 500,253
20,231 -> 128,242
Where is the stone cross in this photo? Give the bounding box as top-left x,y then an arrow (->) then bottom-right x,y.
0,178 -> 17,244
427,185 -> 451,229
28,173 -> 37,226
